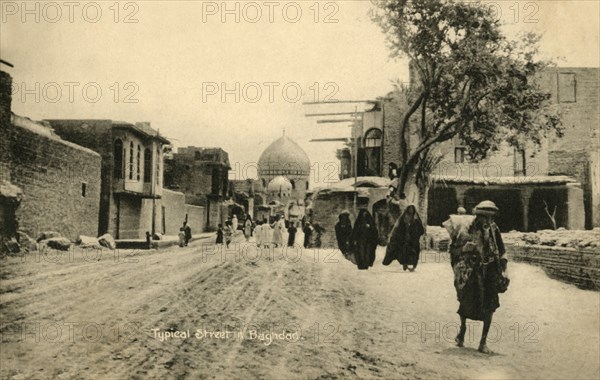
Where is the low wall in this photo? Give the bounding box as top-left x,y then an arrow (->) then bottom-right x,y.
506,244 -> 600,291
161,189 -> 187,235
186,205 -> 205,235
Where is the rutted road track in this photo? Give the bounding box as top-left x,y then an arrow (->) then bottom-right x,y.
1,235 -> 598,379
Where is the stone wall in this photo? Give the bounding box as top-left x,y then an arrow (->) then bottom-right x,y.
161,189 -> 187,235
549,150 -> 597,229
9,120 -> 101,241
506,244 -> 600,291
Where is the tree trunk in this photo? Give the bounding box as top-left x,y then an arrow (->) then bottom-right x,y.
417,182 -> 430,250
417,182 -> 429,229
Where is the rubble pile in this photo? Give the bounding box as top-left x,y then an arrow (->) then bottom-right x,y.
425,226 -> 599,250
508,228 -> 600,249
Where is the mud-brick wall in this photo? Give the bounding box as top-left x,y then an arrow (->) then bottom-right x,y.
186,205 -> 205,235
506,244 -> 600,290
310,191 -> 369,249
10,125 -> 102,241
161,189 -> 187,235
1,70 -> 13,183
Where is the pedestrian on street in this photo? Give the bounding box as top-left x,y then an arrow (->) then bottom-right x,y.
350,209 -> 378,270
178,229 -> 186,247
224,221 -> 233,248
216,224 -> 224,245
244,215 -> 253,241
287,222 -> 297,247
232,215 -> 238,234
262,219 -> 272,248
312,223 -> 325,249
254,221 -> 263,248
180,221 -> 192,247
383,204 -> 425,271
335,210 -> 353,258
303,222 -> 313,248
271,215 -> 284,247
452,200 -> 509,354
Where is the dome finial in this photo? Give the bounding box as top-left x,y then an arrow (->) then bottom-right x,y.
283,127 -> 285,136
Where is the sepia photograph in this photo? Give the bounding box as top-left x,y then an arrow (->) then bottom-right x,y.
0,0 -> 598,379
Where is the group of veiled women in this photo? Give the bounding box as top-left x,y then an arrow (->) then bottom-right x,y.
335,201 -> 426,271
334,209 -> 379,270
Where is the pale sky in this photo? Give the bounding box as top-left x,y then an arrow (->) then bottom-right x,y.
1,0 -> 598,186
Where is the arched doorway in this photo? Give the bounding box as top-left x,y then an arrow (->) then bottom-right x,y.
363,128 -> 382,177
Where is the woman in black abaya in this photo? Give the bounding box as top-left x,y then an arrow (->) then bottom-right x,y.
383,204 -> 425,271
351,209 -> 379,270
335,211 -> 353,257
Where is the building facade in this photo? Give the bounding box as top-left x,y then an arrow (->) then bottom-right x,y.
332,66 -> 596,232
45,119 -> 170,239
163,146 -> 231,230
1,68 -> 102,243
256,135 -> 310,222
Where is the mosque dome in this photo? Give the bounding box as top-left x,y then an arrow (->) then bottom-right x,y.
267,176 -> 293,193
258,136 -> 311,179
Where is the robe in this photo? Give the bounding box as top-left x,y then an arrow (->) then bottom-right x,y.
287,226 -> 297,247
350,210 -> 379,270
254,225 -> 261,246
262,224 -> 273,247
453,218 -> 507,321
383,205 -> 425,267
271,220 -> 284,246
303,225 -> 313,248
244,219 -> 253,240
216,228 -> 224,244
335,213 -> 353,256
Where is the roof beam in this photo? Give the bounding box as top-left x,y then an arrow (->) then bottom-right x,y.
302,100 -> 378,105
305,112 -> 363,117
310,138 -> 349,142
316,119 -> 356,124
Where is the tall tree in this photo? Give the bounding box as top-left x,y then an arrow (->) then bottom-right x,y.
370,0 -> 562,219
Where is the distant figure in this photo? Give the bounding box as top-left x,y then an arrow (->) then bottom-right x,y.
351,209 -> 378,270
452,200 -> 509,354
178,228 -> 186,247
303,222 -> 313,249
312,223 -> 325,248
287,223 -> 297,247
457,207 -> 466,215
254,221 -> 263,248
388,162 -> 398,180
224,221 -> 233,248
263,221 -> 273,248
335,211 -> 353,257
244,216 -> 253,241
216,224 -> 224,245
271,216 -> 284,247
383,204 -> 425,271
232,215 -> 238,232
180,221 -> 192,246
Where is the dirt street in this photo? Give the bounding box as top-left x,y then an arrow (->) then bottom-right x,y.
1,233 -> 598,379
